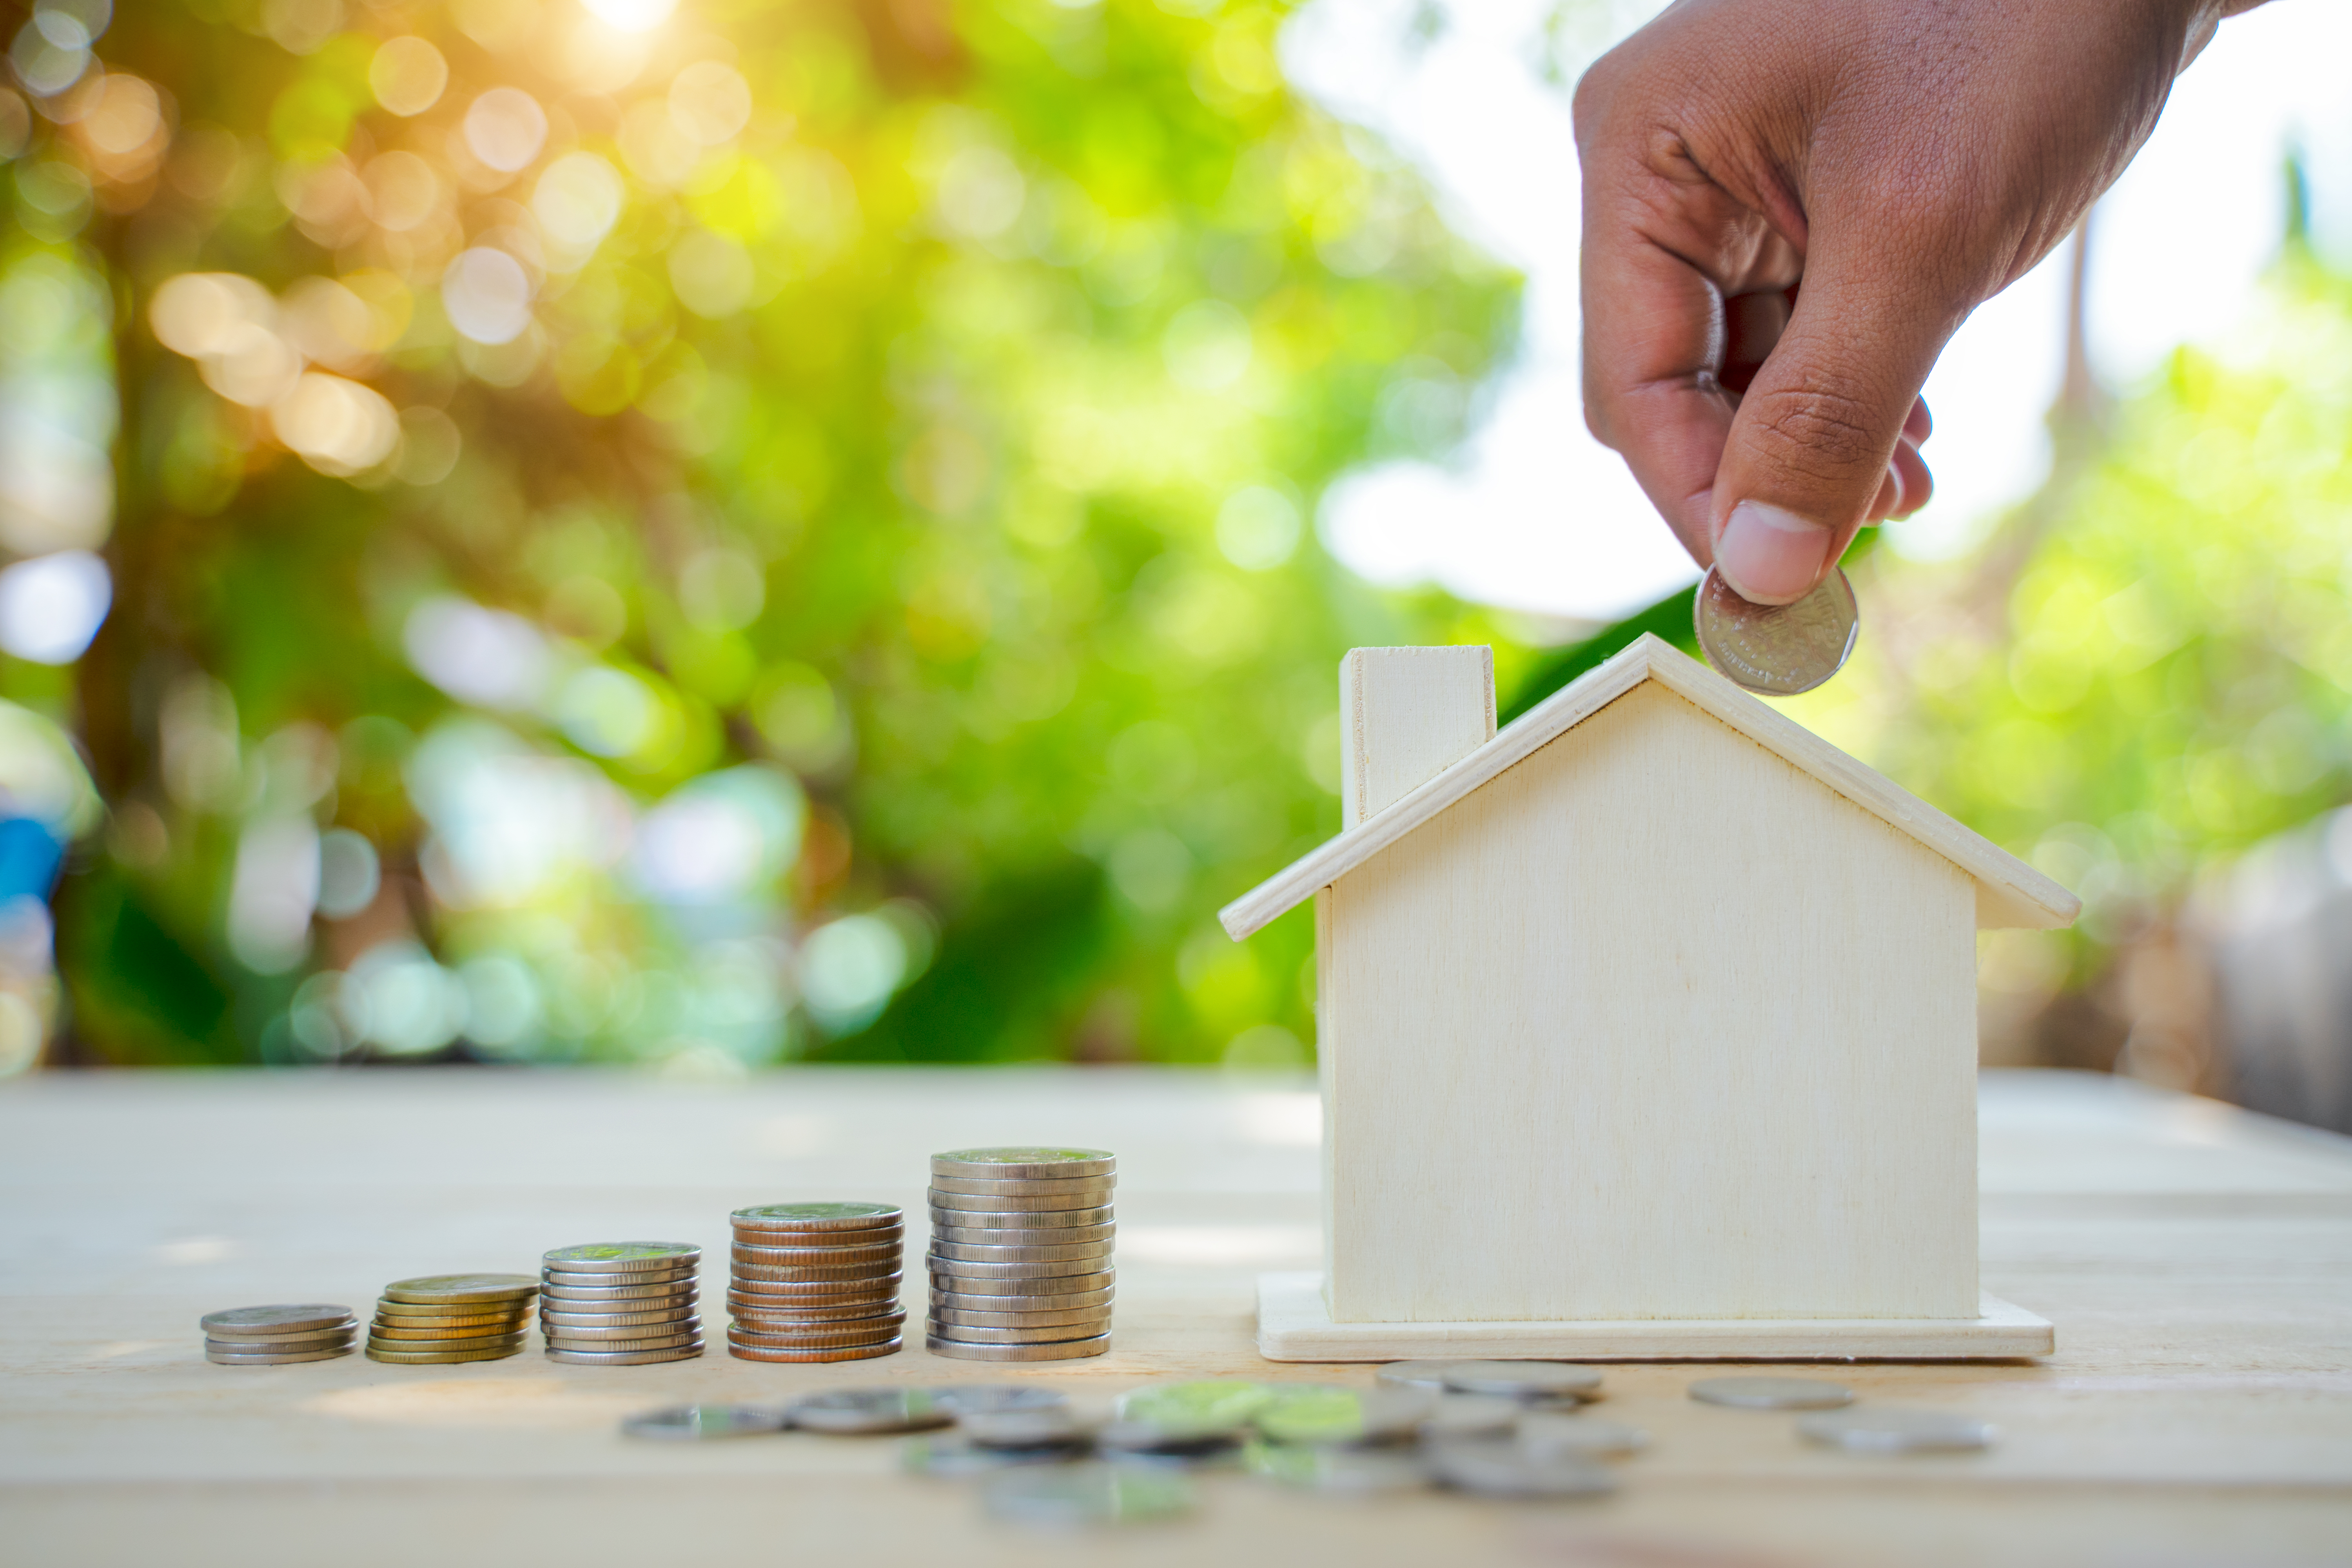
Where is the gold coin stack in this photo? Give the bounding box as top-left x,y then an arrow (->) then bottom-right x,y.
365,1274 -> 537,1363
926,1146 -> 1115,1362
727,1202 -> 906,1362
540,1243 -> 704,1365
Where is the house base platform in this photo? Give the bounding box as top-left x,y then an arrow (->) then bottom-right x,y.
1257,1272 -> 2054,1362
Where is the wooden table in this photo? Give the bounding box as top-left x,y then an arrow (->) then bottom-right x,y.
4,1067 -> 2347,1567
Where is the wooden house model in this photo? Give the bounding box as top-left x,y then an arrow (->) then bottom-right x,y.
1221,635 -> 2080,1359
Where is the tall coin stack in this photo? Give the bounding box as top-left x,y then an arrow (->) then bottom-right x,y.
539,1243 -> 704,1365
365,1274 -> 536,1363
727,1201 -> 907,1362
926,1146 -> 1115,1362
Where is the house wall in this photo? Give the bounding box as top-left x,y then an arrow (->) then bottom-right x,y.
1321,680 -> 1981,1322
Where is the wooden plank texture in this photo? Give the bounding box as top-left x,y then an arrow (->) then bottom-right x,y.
1323,681 -> 1983,1322
1221,635 -> 2081,938
2,1067 -> 2348,1568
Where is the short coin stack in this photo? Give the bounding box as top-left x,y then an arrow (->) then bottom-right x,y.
539,1243 -> 703,1365
366,1274 -> 537,1363
202,1304 -> 358,1365
727,1202 -> 907,1362
926,1146 -> 1115,1362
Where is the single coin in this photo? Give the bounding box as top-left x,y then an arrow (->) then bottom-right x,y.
929,1192 -> 1115,1218
367,1321 -> 532,1341
1797,1407 -> 1995,1453
541,1243 -> 702,1274
1690,1376 -> 1855,1411
381,1274 -> 538,1305
729,1243 -> 900,1270
931,1147 -> 1116,1181
983,1461 -> 1192,1527
206,1345 -> 354,1365
366,1343 -> 527,1365
931,1284 -> 1112,1313
1517,1412 -> 1651,1457
789,1386 -> 953,1434
1693,563 -> 1860,697
960,1407 -> 1097,1448
1440,1361 -> 1604,1401
931,1223 -> 1115,1248
1426,1436 -> 1616,1499
543,1265 -> 696,1289
731,1201 -> 904,1233
201,1305 -> 355,1336
929,1175 -> 1114,1200
202,1328 -> 354,1351
539,1326 -> 696,1354
928,1384 -> 1070,1417
926,1257 -> 1114,1283
1255,1385 -> 1434,1446
538,1280 -> 697,1304
621,1403 -> 792,1440
728,1338 -> 903,1363
727,1325 -> 904,1352
1246,1441 -> 1429,1495
537,1306 -> 700,1329
929,1240 -> 1115,1266
919,1319 -> 1108,1346
1116,1379 -> 1271,1435
725,1294 -> 902,1322
728,1272 -> 900,1298
903,1432 -> 1087,1477
928,1332 -> 1109,1361
1374,1359 -> 1468,1390
368,1330 -> 528,1353
545,1342 -> 706,1365
929,1304 -> 1113,1332
1421,1393 -> 1524,1438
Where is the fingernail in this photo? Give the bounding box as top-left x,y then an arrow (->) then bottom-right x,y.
1716,500 -> 1832,605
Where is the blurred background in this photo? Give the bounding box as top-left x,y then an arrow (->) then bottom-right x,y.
0,0 -> 2347,1134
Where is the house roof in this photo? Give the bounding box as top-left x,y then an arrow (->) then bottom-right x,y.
1219,633 -> 2081,940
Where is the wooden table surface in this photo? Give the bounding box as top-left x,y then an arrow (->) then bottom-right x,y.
4,1066 -> 2348,1568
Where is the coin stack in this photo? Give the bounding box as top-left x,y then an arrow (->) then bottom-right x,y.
539,1243 -> 704,1365
202,1303 -> 358,1365
365,1274 -> 536,1363
926,1146 -> 1115,1361
727,1202 -> 907,1362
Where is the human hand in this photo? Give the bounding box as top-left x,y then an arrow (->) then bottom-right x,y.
1573,0 -> 2257,603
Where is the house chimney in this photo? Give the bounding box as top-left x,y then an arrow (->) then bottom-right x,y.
1339,646 -> 1496,827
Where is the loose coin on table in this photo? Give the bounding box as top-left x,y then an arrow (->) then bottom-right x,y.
1426,1436 -> 1617,1499
983,1461 -> 1196,1527
789,1387 -> 953,1434
621,1404 -> 791,1440
1439,1361 -> 1604,1403
1693,563 -> 1860,696
1247,1442 -> 1429,1495
1517,1412 -> 1650,1456
1254,1385 -> 1432,1446
542,1243 -> 701,1364
902,1434 -> 1089,1478
1689,1376 -> 1855,1411
1797,1407 -> 1995,1453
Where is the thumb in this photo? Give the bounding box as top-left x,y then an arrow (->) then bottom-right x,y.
1709,250 -> 1956,604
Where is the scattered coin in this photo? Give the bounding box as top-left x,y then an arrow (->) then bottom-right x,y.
1693,563 -> 1860,697
1440,1361 -> 1604,1402
1114,1379 -> 1272,1441
621,1404 -> 792,1440
1517,1412 -> 1650,1457
1797,1407 -> 1995,1453
1426,1436 -> 1617,1499
1255,1385 -> 1433,1446
789,1387 -> 954,1434
928,1384 -> 1069,1417
381,1274 -> 538,1306
983,1461 -> 1195,1527
1374,1359 -> 1468,1390
542,1243 -> 702,1274
960,1408 -> 1096,1448
1689,1376 -> 1855,1411
1246,1441 -> 1430,1495
201,1305 -> 355,1338
931,1148 -> 1117,1181
1420,1393 -> 1524,1438
731,1202 -> 904,1233
903,1433 -> 1089,1477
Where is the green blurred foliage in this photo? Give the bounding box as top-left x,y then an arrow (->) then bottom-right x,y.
2,0 -> 1526,1069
